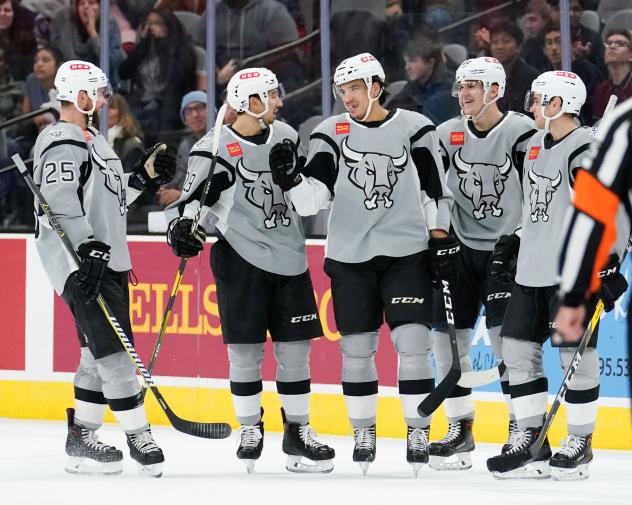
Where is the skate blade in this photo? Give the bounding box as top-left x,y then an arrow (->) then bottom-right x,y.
136,462 -> 163,478
410,462 -> 424,478
241,459 -> 257,474
358,462 -> 371,476
429,452 -> 473,471
65,456 -> 122,476
551,464 -> 589,481
285,455 -> 333,474
492,461 -> 550,480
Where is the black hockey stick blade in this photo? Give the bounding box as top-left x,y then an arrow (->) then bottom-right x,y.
417,365 -> 461,417
162,401 -> 232,439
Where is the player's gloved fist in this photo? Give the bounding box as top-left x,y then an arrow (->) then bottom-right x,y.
598,253 -> 628,312
269,139 -> 303,191
73,240 -> 111,302
130,143 -> 177,192
167,217 -> 206,258
427,235 -> 461,288
488,234 -> 520,284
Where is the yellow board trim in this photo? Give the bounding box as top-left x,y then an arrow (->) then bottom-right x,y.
1,380 -> 629,450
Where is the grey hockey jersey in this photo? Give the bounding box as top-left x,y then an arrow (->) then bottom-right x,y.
515,127 -> 592,287
33,121 -> 143,294
289,109 -> 452,263
165,121 -> 308,276
438,112 -> 536,251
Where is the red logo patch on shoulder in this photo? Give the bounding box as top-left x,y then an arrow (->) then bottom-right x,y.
529,146 -> 541,160
81,129 -> 92,141
450,132 -> 464,145
335,123 -> 350,135
226,142 -> 242,157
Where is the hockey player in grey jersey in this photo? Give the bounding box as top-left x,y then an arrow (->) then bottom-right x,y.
486,71 -> 628,480
428,57 -> 537,470
268,53 -> 455,476
165,67 -> 334,474
33,61 -> 176,477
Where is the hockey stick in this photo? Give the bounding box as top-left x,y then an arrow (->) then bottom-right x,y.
141,104 -> 227,399
418,279 -> 461,417
13,153 -> 232,440
459,95 -> 620,390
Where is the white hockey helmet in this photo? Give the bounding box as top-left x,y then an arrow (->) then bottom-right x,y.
55,60 -> 111,116
525,70 -> 586,116
226,67 -> 282,119
333,53 -> 386,121
454,57 -> 506,98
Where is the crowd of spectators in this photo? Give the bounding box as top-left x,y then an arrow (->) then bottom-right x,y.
1,0 -> 631,232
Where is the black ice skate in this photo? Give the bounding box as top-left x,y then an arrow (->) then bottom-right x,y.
281,408 -> 335,473
501,420 -> 520,454
487,426 -> 552,479
126,427 -> 165,478
352,425 -> 376,476
64,408 -> 123,475
428,418 -> 474,471
406,426 -> 430,477
237,414 -> 264,474
549,434 -> 593,481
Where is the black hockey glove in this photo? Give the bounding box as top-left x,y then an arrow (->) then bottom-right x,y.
269,139 -> 303,191
427,235 -> 461,289
488,234 -> 520,284
598,254 -> 628,312
167,217 -> 206,258
73,240 -> 111,302
129,143 -> 177,193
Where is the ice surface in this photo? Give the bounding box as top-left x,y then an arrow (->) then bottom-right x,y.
1,418 -> 630,505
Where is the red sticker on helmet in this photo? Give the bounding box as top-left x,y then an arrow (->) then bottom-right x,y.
239,72 -> 260,80
529,146 -> 540,160
555,71 -> 576,79
226,142 -> 242,157
70,63 -> 91,70
483,57 -> 500,64
450,132 -> 465,145
360,55 -> 376,63
335,123 -> 350,135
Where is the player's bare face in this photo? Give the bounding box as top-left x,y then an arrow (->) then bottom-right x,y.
458,81 -> 484,116
530,94 -> 549,129
338,80 -> 370,119
262,89 -> 283,125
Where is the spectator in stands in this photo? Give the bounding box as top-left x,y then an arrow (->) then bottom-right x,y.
155,0 -> 207,14
551,0 -> 605,74
107,93 -> 144,168
388,35 -> 460,124
0,0 -> 36,80
384,0 -> 411,82
541,23 -> 603,125
592,30 -> 632,121
118,8 -> 197,140
20,0 -> 69,49
157,90 -> 208,207
196,0 -> 303,93
50,0 -> 127,91
0,46 -> 23,131
490,20 -> 539,114
22,46 -> 62,134
521,0 -> 553,72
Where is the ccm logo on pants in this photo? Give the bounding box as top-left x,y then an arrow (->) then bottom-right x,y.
486,292 -> 511,301
391,297 -> 424,304
291,314 -> 318,323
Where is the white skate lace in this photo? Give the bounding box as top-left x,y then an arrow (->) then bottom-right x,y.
557,434 -> 585,458
437,422 -> 461,444
354,426 -> 376,451
299,425 -> 326,448
81,429 -> 115,452
239,425 -> 263,449
129,430 -> 160,454
408,427 -> 429,451
507,429 -> 532,454
506,421 -> 520,447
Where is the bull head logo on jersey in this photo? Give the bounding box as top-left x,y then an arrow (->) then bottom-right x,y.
453,149 -> 512,220
91,146 -> 126,216
236,158 -> 290,229
341,137 -> 408,210
528,169 -> 562,222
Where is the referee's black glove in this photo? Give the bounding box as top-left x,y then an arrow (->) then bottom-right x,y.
489,234 -> 520,284
167,217 -> 206,258
73,240 -> 111,302
598,254 -> 628,312
269,139 -> 303,191
427,235 -> 461,289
